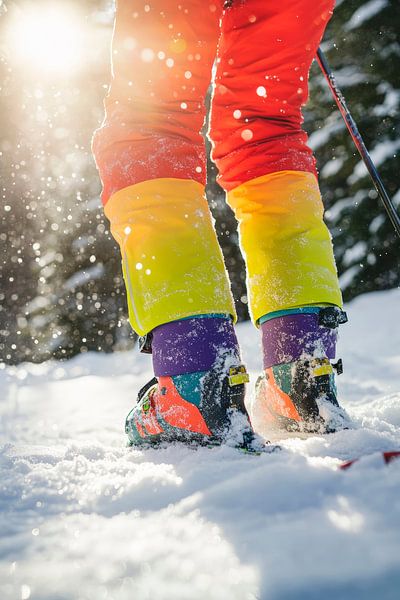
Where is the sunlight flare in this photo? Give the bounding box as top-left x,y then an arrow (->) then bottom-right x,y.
6,5 -> 84,75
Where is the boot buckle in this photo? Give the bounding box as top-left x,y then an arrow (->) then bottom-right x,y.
228,365 -> 250,386
310,358 -> 333,377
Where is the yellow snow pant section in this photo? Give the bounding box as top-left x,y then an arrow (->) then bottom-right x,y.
227,171 -> 342,324
104,178 -> 236,335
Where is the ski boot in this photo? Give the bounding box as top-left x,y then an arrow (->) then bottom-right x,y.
125,358 -> 255,447
251,306 -> 350,439
126,315 -> 258,449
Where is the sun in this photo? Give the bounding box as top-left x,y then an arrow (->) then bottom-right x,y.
6,4 -> 84,76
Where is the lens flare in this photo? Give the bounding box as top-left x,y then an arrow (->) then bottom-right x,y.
6,5 -> 84,75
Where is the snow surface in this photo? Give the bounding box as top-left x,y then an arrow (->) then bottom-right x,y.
1,289 -> 400,600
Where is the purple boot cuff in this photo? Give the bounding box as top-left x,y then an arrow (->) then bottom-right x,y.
152,316 -> 240,377
261,312 -> 337,369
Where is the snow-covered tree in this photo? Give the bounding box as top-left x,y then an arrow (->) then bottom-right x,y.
305,0 -> 400,300
0,1 -> 134,363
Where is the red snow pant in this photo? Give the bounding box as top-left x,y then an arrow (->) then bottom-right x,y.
92,0 -> 342,336
93,0 -> 335,202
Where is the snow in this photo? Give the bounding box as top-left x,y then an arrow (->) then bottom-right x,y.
393,188 -> 400,209
369,213 -> 386,233
339,265 -> 362,292
324,190 -> 367,222
342,241 -> 368,267
1,288 -> 400,600
327,66 -> 367,88
345,0 -> 389,32
348,138 -> 400,185
373,83 -> 400,118
320,157 -> 344,179
308,119 -> 344,152
63,263 -> 105,291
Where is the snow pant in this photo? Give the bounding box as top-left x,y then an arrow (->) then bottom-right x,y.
92,0 -> 342,336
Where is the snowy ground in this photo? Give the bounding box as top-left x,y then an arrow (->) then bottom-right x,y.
1,289 -> 400,600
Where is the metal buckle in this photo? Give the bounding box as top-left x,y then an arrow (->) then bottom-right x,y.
318,307 -> 348,329
228,365 -> 250,387
138,332 -> 153,354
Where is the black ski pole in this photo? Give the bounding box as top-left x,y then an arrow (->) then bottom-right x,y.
316,47 -> 400,240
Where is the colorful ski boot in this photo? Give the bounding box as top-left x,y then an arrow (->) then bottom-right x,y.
251,306 -> 350,439
125,360 -> 255,447
125,315 -> 258,449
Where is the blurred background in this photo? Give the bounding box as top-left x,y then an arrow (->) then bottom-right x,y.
0,0 -> 399,365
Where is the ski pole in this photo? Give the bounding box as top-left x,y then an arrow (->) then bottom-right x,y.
316,47 -> 400,240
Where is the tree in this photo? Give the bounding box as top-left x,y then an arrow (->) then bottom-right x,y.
305,0 -> 400,300
0,0 -> 134,363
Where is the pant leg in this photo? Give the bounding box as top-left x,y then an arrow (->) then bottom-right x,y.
92,1 -> 235,336
209,0 -> 342,323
